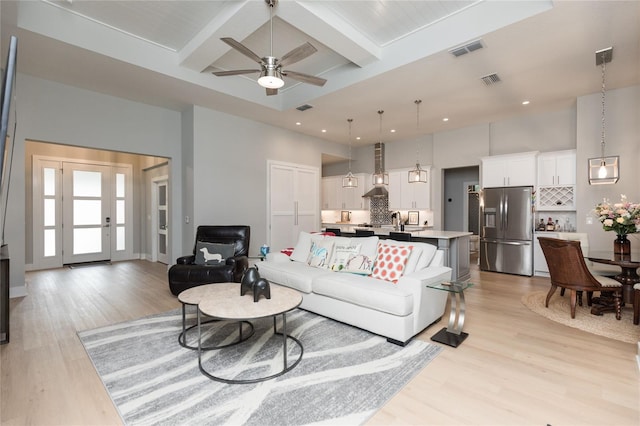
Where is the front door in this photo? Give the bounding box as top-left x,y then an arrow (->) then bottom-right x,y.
62,163 -> 112,264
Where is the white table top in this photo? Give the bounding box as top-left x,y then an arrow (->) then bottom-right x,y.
197,283 -> 302,320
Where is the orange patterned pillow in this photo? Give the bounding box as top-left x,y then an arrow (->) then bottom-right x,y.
372,243 -> 413,283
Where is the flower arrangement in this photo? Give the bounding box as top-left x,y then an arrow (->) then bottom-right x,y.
594,194 -> 640,236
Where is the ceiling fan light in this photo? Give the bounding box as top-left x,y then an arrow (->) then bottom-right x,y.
258,70 -> 284,89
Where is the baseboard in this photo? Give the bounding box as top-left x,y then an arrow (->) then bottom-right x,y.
10,284 -> 27,298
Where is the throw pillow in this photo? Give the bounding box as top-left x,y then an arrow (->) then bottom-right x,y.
194,242 -> 235,265
341,254 -> 374,275
328,243 -> 361,271
371,243 -> 413,283
307,239 -> 334,269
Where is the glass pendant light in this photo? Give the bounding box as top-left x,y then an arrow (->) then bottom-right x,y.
342,118 -> 358,188
408,99 -> 428,183
372,110 -> 389,186
588,47 -> 619,185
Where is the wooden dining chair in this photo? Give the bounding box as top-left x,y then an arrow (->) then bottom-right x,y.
538,237 -> 622,320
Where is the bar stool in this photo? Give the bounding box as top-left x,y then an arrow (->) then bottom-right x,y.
355,229 -> 374,237
388,232 -> 411,241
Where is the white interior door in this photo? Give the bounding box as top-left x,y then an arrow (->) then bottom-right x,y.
153,178 -> 169,264
62,163 -> 111,264
268,161 -> 319,251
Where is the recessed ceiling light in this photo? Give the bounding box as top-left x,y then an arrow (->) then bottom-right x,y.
522,100 -> 530,105
356,136 -> 361,140
322,129 -> 327,133
295,122 -> 301,125
442,117 -> 449,122
390,129 -> 396,133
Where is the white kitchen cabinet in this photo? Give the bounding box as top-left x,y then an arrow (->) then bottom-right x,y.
388,168 -> 431,210
322,174 -> 369,210
481,152 -> 537,188
537,150 -> 576,186
533,232 -> 557,276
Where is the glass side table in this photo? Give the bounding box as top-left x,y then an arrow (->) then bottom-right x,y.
426,281 -> 474,348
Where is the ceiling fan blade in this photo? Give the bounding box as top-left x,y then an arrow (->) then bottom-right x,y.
278,42 -> 317,68
220,37 -> 263,64
282,70 -> 327,87
266,88 -> 278,96
211,69 -> 261,76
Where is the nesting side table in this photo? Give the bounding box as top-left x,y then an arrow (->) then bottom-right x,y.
426,280 -> 474,348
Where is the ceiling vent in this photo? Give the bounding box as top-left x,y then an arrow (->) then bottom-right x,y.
480,73 -> 501,86
449,39 -> 484,57
296,104 -> 313,112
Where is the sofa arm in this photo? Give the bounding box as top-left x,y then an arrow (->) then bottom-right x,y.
176,254 -> 196,265
226,255 -> 249,282
265,252 -> 292,263
396,266 -> 452,331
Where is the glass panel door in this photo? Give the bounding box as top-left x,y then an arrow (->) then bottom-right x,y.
62,163 -> 111,264
155,179 -> 169,264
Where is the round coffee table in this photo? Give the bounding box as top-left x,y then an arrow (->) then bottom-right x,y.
196,282 -> 303,384
177,283 -> 254,350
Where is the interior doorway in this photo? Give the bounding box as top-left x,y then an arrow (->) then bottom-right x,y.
443,166 -> 479,232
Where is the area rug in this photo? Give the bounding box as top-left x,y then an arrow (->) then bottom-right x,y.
78,308 -> 442,425
521,291 -> 639,344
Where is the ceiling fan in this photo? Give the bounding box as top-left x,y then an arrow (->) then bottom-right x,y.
211,0 -> 327,96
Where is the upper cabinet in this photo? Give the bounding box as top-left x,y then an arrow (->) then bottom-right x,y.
537,150 -> 576,186
388,168 -> 431,210
536,150 -> 576,211
481,152 -> 537,188
321,174 -> 369,210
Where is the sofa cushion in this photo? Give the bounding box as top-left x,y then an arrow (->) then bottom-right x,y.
312,273 -> 413,316
328,242 -> 361,271
194,242 -> 234,265
259,260 -> 329,294
371,242 -> 413,283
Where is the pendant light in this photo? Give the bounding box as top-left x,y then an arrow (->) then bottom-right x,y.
372,110 -> 389,186
588,47 -> 619,185
408,99 -> 428,183
342,118 -> 358,188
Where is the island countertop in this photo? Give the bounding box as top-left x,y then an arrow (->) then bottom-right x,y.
324,226 -> 471,239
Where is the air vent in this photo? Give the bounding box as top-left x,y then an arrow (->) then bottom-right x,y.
296,104 -> 313,112
480,73 -> 501,86
449,39 -> 484,57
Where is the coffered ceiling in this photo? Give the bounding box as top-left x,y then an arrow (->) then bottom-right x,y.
1,1 -> 639,147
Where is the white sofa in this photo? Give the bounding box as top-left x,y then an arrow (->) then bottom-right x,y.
259,232 -> 452,345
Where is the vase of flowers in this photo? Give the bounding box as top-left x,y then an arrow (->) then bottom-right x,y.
594,195 -> 640,255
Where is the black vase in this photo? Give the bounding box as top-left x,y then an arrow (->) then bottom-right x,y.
614,234 -> 631,255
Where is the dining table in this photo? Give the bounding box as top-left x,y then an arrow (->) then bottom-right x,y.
587,250 -> 640,306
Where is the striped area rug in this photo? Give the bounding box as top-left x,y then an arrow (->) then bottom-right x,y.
78,308 -> 442,425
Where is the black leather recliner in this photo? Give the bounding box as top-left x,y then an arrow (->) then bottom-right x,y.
168,225 -> 250,295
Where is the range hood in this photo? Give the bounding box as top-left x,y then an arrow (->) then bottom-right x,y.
363,142 -> 388,198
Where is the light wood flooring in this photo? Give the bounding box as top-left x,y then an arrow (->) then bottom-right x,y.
1,259 -> 638,425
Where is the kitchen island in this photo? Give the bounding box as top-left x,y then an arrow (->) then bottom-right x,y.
324,226 -> 472,281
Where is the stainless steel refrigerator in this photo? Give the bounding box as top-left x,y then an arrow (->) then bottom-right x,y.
480,186 -> 533,276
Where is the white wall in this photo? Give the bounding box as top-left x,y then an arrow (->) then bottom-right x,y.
576,85 -> 640,251
188,106 -> 349,256
7,74 -> 183,295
